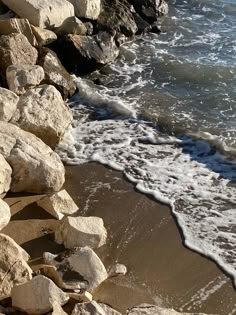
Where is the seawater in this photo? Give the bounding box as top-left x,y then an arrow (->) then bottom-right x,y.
57,0 -> 236,294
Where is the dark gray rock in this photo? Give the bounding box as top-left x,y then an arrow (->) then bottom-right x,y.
129,0 -> 168,24
38,47 -> 77,100
51,31 -> 119,75
97,0 -> 137,37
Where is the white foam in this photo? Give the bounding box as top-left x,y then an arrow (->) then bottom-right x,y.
57,109 -> 236,286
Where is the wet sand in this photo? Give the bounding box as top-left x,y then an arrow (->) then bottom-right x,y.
3,163 -> 236,314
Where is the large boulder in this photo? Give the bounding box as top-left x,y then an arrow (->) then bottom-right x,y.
10,85 -> 73,148
0,87 -> 18,121
0,199 -> 11,230
126,304 -> 214,315
67,0 -> 101,20
0,233 -> 32,299
1,0 -> 74,28
97,0 -> 137,37
130,0 -> 168,24
37,48 -> 77,100
55,16 -> 87,37
0,154 -> 11,196
0,121 -> 65,193
55,216 -> 107,249
11,275 -> 69,314
31,25 -> 57,46
6,64 -> 45,95
51,31 -> 119,74
44,247 -> 108,292
37,189 -> 79,220
0,18 -> 37,46
0,33 -> 38,78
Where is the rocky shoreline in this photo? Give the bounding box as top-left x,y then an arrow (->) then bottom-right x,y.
0,0 -> 218,314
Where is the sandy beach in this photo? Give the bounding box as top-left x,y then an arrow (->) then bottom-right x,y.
3,163 -> 236,314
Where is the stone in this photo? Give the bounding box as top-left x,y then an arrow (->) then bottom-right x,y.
0,121 -> 65,193
55,16 -> 87,37
132,11 -> 151,35
68,291 -> 92,302
52,32 -> 119,74
10,85 -> 73,148
108,263 -> 127,277
43,247 -> 108,292
72,302 -> 105,315
55,216 -> 107,249
97,0 -> 137,37
37,48 -> 77,100
47,303 -> 68,315
0,87 -> 18,121
31,25 -> 57,46
0,233 -> 32,299
0,18 -> 37,46
0,154 -> 11,196
1,0 -> 74,28
68,0 -> 101,20
6,64 -> 45,95
0,199 -> 11,230
11,275 -> 69,314
131,0 -> 168,24
0,33 -> 38,78
126,304 -> 214,315
99,303 -> 122,315
84,22 -> 93,35
37,189 -> 78,220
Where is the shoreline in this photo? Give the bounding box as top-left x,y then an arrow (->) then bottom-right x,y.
3,163 -> 236,314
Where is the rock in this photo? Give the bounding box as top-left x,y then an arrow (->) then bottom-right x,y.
0,199 -> 11,230
31,25 -> 57,46
97,0 -> 137,37
0,233 -> 32,299
68,291 -> 92,302
126,304 -> 214,315
0,18 -> 37,46
37,48 -> 77,100
108,263 -> 127,277
1,0 -> 74,28
0,87 -> 18,121
72,302 -> 106,315
84,22 -> 93,35
68,0 -> 101,20
0,33 -> 38,78
55,216 -> 107,249
6,64 -> 45,95
47,303 -> 68,315
55,16 -> 87,37
10,85 -> 73,148
44,247 -> 108,291
0,121 -> 65,193
132,12 -> 151,35
0,305 -> 14,314
51,32 -> 119,74
130,0 -> 168,24
11,275 -> 69,314
37,189 -> 78,220
99,303 -> 122,315
0,154 -> 11,196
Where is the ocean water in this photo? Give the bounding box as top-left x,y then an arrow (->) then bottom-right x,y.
57,0 -> 236,296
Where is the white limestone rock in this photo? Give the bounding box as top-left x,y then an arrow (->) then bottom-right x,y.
6,64 -> 45,95
0,153 -> 12,196
68,0 -> 101,20
47,303 -> 68,315
108,263 -> 127,278
0,233 -> 32,299
10,85 -> 73,149
0,18 -> 37,46
127,304 -> 216,315
44,247 -> 108,292
55,216 -> 107,249
0,87 -> 18,122
37,189 -> 78,220
0,121 -> 65,193
12,275 -> 69,314
1,0 -> 74,28
68,291 -> 93,302
31,25 -> 57,46
72,301 -> 105,315
0,199 -> 11,231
